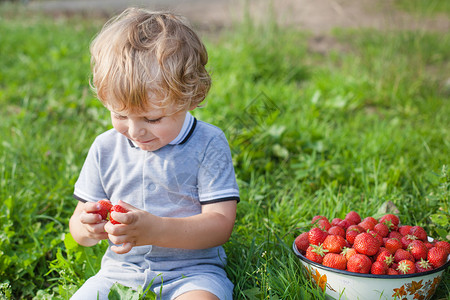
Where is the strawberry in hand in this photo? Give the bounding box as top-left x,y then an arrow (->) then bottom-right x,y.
110,204 -> 129,225
97,199 -> 113,220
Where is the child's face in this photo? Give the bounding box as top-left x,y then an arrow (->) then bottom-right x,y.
109,102 -> 190,152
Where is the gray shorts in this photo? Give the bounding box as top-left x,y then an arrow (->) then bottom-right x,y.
70,246 -> 234,300
70,270 -> 233,300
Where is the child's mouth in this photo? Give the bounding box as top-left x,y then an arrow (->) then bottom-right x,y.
136,138 -> 155,144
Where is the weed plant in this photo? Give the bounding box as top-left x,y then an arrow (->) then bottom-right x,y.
0,1 -> 449,299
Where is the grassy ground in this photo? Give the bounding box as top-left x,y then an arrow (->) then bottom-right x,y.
0,1 -> 449,299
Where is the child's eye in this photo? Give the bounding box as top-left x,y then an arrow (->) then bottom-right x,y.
114,114 -> 127,120
144,117 -> 162,124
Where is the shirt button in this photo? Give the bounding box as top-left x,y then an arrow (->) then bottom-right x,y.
149,183 -> 156,191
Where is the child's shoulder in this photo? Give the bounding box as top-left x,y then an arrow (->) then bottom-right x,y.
92,128 -> 124,147
189,120 -> 232,151
195,120 -> 226,138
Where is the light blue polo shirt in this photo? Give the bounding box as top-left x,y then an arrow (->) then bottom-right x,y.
73,112 -> 239,278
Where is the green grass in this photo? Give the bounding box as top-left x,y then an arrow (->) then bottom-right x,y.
0,2 -> 449,299
395,0 -> 450,15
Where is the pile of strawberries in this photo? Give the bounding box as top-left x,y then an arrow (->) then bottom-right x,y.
294,211 -> 450,275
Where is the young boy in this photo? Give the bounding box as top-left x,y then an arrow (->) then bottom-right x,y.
69,8 -> 239,300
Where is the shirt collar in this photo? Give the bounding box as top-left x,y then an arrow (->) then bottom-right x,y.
127,112 -> 196,148
169,111 -> 195,145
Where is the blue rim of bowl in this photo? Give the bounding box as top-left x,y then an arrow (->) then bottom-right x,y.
292,241 -> 450,279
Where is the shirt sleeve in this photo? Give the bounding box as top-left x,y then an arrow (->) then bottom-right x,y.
73,139 -> 108,203
197,132 -> 240,204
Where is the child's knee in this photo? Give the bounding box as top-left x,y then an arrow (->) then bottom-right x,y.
70,275 -> 113,300
174,290 -> 220,300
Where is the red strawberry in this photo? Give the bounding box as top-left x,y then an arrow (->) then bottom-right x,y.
331,218 -> 342,226
379,214 -> 400,230
397,259 -> 416,274
328,226 -> 346,238
385,238 -> 403,255
97,199 -> 113,220
346,230 -> 359,245
401,235 -> 417,249
323,235 -> 347,253
373,223 -> 389,238
369,230 -> 384,245
294,232 -> 310,254
346,225 -> 363,245
394,248 -> 414,263
316,219 -> 332,231
358,220 -> 375,231
336,219 -> 352,230
434,241 -> 450,255
306,244 -> 327,264
415,258 -> 433,273
407,240 -> 428,261
425,242 -> 434,250
311,215 -> 328,224
409,226 -> 427,242
371,261 -> 387,275
387,268 -> 399,275
353,232 -> 380,256
388,231 -> 403,241
375,246 -> 388,257
347,254 -> 372,274
363,216 -> 378,227
427,246 -> 448,268
376,249 -> 394,266
342,247 -> 358,261
398,225 -> 412,236
345,211 -> 361,225
323,253 -> 347,270
110,204 -> 128,225
308,227 -> 328,246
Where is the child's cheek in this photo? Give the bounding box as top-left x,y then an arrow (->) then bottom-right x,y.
112,119 -> 128,134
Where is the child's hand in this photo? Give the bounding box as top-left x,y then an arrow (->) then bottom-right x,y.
104,200 -> 159,254
79,201 -> 109,241
103,199 -> 237,254
69,200 -> 109,247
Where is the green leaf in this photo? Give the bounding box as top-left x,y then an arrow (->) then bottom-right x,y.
242,287 -> 262,299
435,228 -> 449,240
430,213 -> 449,227
63,233 -> 79,252
108,283 -> 140,300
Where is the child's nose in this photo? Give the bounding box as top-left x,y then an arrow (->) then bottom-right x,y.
128,120 -> 146,138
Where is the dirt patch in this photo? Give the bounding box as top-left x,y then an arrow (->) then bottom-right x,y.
27,0 -> 449,33
26,0 -> 449,54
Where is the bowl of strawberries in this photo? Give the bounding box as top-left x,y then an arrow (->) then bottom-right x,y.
293,211 -> 450,300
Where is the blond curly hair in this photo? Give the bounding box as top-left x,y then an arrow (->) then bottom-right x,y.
90,8 -> 211,113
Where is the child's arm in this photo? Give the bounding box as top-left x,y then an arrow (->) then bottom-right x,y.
69,201 -> 109,247
105,200 -> 237,254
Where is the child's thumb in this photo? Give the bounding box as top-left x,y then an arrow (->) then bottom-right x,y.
117,200 -> 137,211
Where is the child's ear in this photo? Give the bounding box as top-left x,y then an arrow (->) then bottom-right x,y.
188,103 -> 198,111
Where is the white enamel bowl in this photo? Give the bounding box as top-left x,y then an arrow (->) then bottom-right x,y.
293,241 -> 450,300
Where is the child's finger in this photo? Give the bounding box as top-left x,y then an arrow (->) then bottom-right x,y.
83,202 -> 102,213
111,243 -> 133,254
116,200 -> 137,211
80,211 -> 103,224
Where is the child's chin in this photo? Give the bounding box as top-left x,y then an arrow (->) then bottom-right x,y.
139,143 -> 165,151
